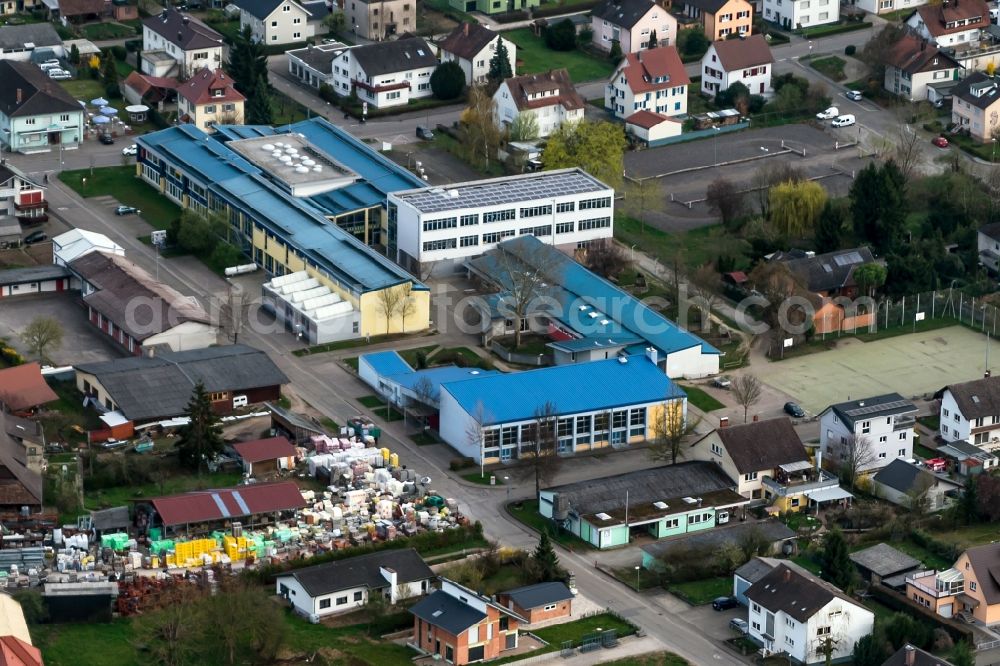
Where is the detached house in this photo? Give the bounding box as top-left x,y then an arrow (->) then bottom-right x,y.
494,69 -> 585,138
672,0 -> 753,41
950,71 -> 1000,143
871,459 -> 961,512
701,34 -> 774,97
745,565 -> 874,664
906,542 -> 1000,623
883,33 -> 962,103
937,374 -> 1000,447
0,60 -> 84,154
819,393 -> 918,475
591,0 -> 677,54
438,23 -> 516,86
980,222 -> 1000,273
141,8 -> 224,78
906,0 -> 990,48
344,0 -> 415,41
605,45 -> 689,120
690,417 -> 847,511
233,0 -> 314,46
331,37 -> 437,109
762,0 -> 838,30
177,68 -> 245,131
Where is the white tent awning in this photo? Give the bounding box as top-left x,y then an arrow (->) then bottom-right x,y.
806,486 -> 853,503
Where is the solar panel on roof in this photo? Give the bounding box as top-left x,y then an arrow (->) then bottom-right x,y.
834,251 -> 864,266
843,399 -> 912,417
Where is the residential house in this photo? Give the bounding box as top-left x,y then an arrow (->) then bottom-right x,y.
142,480 -> 305,536
763,0 -> 839,29
410,579 -> 525,665
905,542 -> 1000,623
438,23 -> 516,86
0,24 -> 64,62
936,439 -> 1000,476
871,459 -> 962,511
344,0 -> 414,41
177,68 -> 245,131
856,0 -> 925,16
771,247 -> 879,335
493,69 -> 585,138
74,344 -> 287,425
819,393 -> 918,474
0,363 -> 57,413
733,557 -> 812,606
286,42 -> 348,89
141,8 -> 224,78
496,582 -> 574,625
331,37 -> 437,109
883,33 -> 963,103
0,592 -> 39,665
623,109 -> 683,145
67,251 -> 218,355
51,228 -> 123,266
539,462 -> 749,549
950,71 -> 1000,143
936,373 -> 1000,447
701,34 -> 774,97
883,645 -> 956,666
672,0 -> 753,40
233,0 -> 314,45
744,565 -> 874,664
0,409 -> 43,514
848,543 -> 920,586
605,45 -> 689,121
689,418 -> 848,511
121,71 -> 179,107
591,0 -> 677,54
276,548 -> 434,619
0,265 -> 71,299
52,0 -> 107,22
0,60 -> 84,154
979,222 -> 1000,273
232,436 -> 298,476
907,0 -> 990,48
448,0 -> 538,15
0,163 -> 46,226
0,412 -> 44,477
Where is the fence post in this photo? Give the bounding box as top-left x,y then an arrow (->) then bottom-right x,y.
932,290 -> 936,320
972,297 -> 976,327
960,293 -> 964,325
885,299 -> 890,331
901,296 -> 906,328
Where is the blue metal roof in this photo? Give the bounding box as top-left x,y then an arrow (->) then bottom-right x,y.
440,356 -> 684,425
470,235 -> 720,358
548,334 -> 643,353
360,350 -> 413,377
138,124 -> 258,185
388,366 -> 500,402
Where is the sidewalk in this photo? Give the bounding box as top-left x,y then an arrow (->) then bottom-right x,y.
527,635 -> 668,666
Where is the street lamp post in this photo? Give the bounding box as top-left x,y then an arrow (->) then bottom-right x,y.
630,244 -> 636,263
634,565 -> 640,592
713,126 -> 721,167
504,476 -> 510,503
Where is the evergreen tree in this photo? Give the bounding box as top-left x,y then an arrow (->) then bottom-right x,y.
820,529 -> 854,592
227,26 -> 269,97
101,49 -> 118,84
245,75 -> 273,124
176,382 -> 224,473
488,35 -> 512,87
849,160 -> 907,254
951,640 -> 975,666
958,476 -> 979,524
814,199 -> 846,251
69,43 -> 80,65
851,633 -> 887,666
532,532 -> 561,582
430,61 -> 466,100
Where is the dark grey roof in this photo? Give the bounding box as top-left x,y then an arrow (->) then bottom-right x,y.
641,521 -> 795,559
592,0 -> 657,29
940,375 -> 1000,420
734,557 -> 777,585
777,247 -> 877,294
872,459 -> 958,495
938,439 -> 997,460
679,0 -> 728,14
952,71 -> 1000,111
0,414 -> 42,507
351,37 -> 437,77
0,23 -> 62,51
0,265 -> 70,286
437,23 -> 499,61
233,0 -> 311,19
279,548 -> 433,597
410,590 -> 487,635
287,43 -> 346,72
707,418 -> 808,474
501,582 -> 573,609
75,345 -> 288,422
745,565 -> 859,623
849,543 -> 920,578
981,222 -> 1000,243
882,644 -> 955,666
90,506 -> 131,532
544,461 -> 736,516
961,542 -> 1000,605
826,393 -> 917,429
0,60 -> 82,118
143,8 -> 223,50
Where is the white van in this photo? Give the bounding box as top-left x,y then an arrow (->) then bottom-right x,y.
39,61 -> 62,71
831,114 -> 856,127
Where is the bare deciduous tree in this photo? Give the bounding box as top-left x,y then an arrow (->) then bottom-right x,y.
584,239 -> 630,279
523,401 -> 561,498
689,264 -> 721,330
841,434 -> 877,490
648,395 -> 700,465
731,374 -> 763,424
705,178 -> 744,226
20,316 -> 63,363
892,111 -> 922,180
465,401 -> 491,478
375,284 -> 405,335
750,162 -> 803,217
396,282 -> 417,333
495,244 -> 553,350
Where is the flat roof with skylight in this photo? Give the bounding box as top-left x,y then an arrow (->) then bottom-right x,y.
226,134 -> 358,197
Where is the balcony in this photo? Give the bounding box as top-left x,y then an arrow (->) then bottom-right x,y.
893,416 -> 916,431
761,465 -> 840,497
906,569 -> 964,598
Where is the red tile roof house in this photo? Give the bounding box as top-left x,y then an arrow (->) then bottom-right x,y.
605,46 -> 690,121
0,363 -> 58,414
410,579 -> 527,665
496,582 -> 574,626
176,68 -> 245,133
232,436 -> 297,476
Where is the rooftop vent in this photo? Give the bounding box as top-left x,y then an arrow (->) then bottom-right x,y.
596,512 -> 612,520
682,497 -> 697,504
653,501 -> 668,509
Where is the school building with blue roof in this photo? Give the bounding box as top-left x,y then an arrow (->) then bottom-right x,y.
467,235 -> 721,379
134,119 -> 430,341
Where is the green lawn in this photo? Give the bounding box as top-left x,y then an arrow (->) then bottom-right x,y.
687,88 -> 714,116
320,417 -> 341,432
59,78 -> 108,104
791,554 -> 823,575
679,384 -> 724,412
917,415 -> 940,431
432,346 -> 491,368
59,166 -> 183,231
399,345 -> 440,367
913,442 -> 937,459
461,471 -> 504,485
294,332 -> 428,356
666,576 -> 731,605
343,357 -> 360,371
357,395 -> 385,408
533,612 -> 637,644
507,499 -> 594,550
799,20 -> 871,38
81,22 -> 135,40
808,55 -> 847,82
411,432 -> 440,446
271,90 -> 311,126
600,652 -> 692,666
614,217 -> 752,274
504,29 -> 615,82
888,538 -> 953,571
114,59 -> 135,79
372,405 -> 404,421
84,471 -> 244,511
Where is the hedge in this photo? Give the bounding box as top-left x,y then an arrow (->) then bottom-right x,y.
532,1 -> 598,18
870,584 -> 973,646
493,10 -> 529,23
800,20 -> 871,38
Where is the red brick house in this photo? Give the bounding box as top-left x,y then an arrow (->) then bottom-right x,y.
410,580 -> 526,665
496,582 -> 573,625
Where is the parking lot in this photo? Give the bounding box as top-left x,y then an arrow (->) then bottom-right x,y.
756,326 -> 998,414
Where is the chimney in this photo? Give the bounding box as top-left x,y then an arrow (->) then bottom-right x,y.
752,414 -> 759,422
183,15 -> 190,25
987,369 -> 992,378
15,89 -> 21,105
720,416 -> 730,428
783,568 -> 792,582
921,38 -> 927,51
463,22 -> 469,36
904,645 -> 916,666
645,346 -> 658,366
816,446 -> 823,471
145,346 -> 155,359
178,31 -> 183,41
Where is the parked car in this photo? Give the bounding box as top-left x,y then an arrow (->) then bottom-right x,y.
39,62 -> 62,72
815,106 -> 839,119
712,596 -> 739,611
845,90 -> 863,101
48,69 -> 72,80
831,114 -> 856,128
784,402 -> 806,418
115,205 -> 140,216
121,144 -> 137,156
416,125 -> 434,140
712,376 -> 732,389
23,231 -> 48,245
99,134 -> 115,145
932,136 -> 949,148
730,618 -> 749,634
